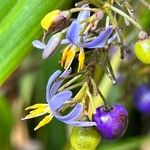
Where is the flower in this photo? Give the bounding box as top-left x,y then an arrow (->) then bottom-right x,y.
61,4 -> 116,72
32,32 -> 63,59
32,5 -> 116,72
22,69 -> 96,130
46,69 -> 96,126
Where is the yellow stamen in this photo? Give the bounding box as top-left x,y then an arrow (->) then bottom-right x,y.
64,46 -> 78,69
22,104 -> 51,120
61,45 -> 71,67
41,10 -> 60,31
34,115 -> 53,131
25,103 -> 48,110
78,48 -> 85,72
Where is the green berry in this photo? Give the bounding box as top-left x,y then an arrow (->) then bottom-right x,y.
70,127 -> 101,150
134,38 -> 150,64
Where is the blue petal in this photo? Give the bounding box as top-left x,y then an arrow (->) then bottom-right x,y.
32,40 -> 46,49
61,39 -> 71,45
53,103 -> 83,121
48,91 -> 72,111
49,68 -> 72,97
65,121 -> 97,127
66,21 -> 81,45
107,33 -> 117,44
83,26 -> 113,48
77,4 -> 90,22
46,70 -> 62,102
42,33 -> 62,59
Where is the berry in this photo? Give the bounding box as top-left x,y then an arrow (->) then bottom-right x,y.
70,127 -> 101,150
133,84 -> 150,114
134,38 -> 150,64
92,104 -> 128,140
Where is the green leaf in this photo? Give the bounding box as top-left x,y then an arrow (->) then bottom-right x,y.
0,0 -> 19,22
0,0 -> 70,85
0,94 -> 13,149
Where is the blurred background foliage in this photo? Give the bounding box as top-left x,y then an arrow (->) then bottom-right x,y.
0,0 -> 150,150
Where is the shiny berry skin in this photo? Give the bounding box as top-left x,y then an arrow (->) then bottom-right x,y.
92,104 -> 128,140
134,38 -> 150,64
133,84 -> 150,114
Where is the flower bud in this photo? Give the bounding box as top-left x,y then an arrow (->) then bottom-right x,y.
41,10 -> 71,32
42,32 -> 63,59
70,127 -> 101,150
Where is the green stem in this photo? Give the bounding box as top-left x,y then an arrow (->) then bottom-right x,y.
104,3 -> 143,31
70,7 -> 100,14
58,82 -> 83,92
58,75 -> 82,91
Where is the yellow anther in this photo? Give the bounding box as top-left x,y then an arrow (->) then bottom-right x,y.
22,104 -> 51,120
61,45 -> 71,67
41,10 -> 61,31
25,103 -> 48,110
34,115 -> 53,130
64,45 -> 79,69
78,48 -> 85,72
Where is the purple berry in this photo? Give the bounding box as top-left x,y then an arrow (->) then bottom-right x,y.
92,104 -> 128,140
133,84 -> 150,114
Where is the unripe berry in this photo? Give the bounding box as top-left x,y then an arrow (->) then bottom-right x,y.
134,38 -> 150,64
70,127 -> 101,150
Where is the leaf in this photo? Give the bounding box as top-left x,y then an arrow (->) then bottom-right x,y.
0,0 -> 19,22
0,94 -> 13,149
0,0 -> 71,85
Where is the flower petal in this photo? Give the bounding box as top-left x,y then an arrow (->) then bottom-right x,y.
48,91 -> 72,111
65,120 -> 97,127
107,33 -> 117,44
53,103 -> 83,122
46,70 -> 62,102
77,4 -> 90,22
66,21 -> 81,45
32,40 -> 46,49
61,39 -> 70,45
83,26 -> 113,48
49,68 -> 72,97
42,33 -> 62,59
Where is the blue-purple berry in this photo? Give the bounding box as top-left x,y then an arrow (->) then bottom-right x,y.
92,104 -> 128,140
133,84 -> 150,114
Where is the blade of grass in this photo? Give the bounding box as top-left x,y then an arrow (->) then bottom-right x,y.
0,0 -> 70,85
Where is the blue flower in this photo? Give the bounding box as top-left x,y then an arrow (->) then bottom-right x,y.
46,69 -> 96,127
23,69 -> 96,130
32,4 -> 116,72
61,4 -> 116,71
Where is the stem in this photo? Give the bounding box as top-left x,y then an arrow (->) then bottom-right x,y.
102,49 -> 117,84
140,0 -> 150,10
104,3 -> 143,31
75,0 -> 90,7
86,89 -> 96,114
58,82 -> 83,92
70,7 -> 100,14
91,78 -> 111,108
58,75 -> 82,91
